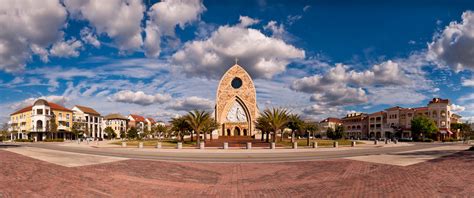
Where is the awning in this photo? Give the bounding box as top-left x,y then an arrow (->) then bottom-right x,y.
440,130 -> 454,135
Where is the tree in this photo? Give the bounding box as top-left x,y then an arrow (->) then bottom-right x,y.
326,127 -> 335,140
71,122 -> 82,140
120,130 -> 126,139
411,116 -> 438,141
142,127 -> 151,139
184,110 -> 211,144
49,116 -> 58,139
451,122 -> 472,142
304,122 -> 319,146
104,127 -> 116,140
202,118 -> 219,141
260,108 -> 289,143
334,125 -> 345,139
155,124 -> 167,141
127,127 -> 138,140
256,116 -> 271,142
287,114 -> 304,143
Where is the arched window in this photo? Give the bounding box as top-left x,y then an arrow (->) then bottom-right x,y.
440,110 -> 446,118
432,111 -> 437,118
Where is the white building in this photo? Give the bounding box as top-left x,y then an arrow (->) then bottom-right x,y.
72,105 -> 103,139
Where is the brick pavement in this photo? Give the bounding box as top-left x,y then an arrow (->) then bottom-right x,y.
0,149 -> 473,197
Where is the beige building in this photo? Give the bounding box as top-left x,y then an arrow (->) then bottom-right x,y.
342,113 -> 368,139
363,98 -> 460,140
128,114 -> 146,133
215,63 -> 258,137
103,113 -> 128,138
319,117 -> 342,137
9,99 -> 73,141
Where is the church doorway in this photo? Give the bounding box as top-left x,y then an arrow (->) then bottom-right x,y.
226,129 -> 231,136
243,129 -> 247,136
234,127 -> 241,136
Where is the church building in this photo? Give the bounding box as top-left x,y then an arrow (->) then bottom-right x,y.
215,63 -> 258,137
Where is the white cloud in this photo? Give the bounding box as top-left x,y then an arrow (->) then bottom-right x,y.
428,11 -> 474,71
110,90 -> 171,106
0,0 -> 67,72
303,5 -> 311,12
237,15 -> 260,27
64,0 -> 145,52
450,103 -> 466,113
80,27 -> 100,48
144,0 -> 206,58
11,95 -> 69,111
30,44 -> 50,62
50,38 -> 83,57
172,16 -> 305,79
461,77 -> 474,87
27,66 -> 96,91
264,21 -> 286,39
168,96 -> 213,111
459,93 -> 474,103
292,58 -> 435,111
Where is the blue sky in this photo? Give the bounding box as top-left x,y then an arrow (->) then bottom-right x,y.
0,0 -> 473,123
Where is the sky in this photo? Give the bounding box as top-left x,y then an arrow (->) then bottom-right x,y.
0,0 -> 474,123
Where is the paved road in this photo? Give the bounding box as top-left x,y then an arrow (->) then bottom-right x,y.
16,143 -> 464,163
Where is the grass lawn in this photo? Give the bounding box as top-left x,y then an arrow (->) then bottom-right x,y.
110,139 -> 197,148
277,139 -> 364,147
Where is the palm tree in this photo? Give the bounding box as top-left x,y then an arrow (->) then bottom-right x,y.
184,110 -> 211,144
256,116 -> 271,142
287,114 -> 304,143
202,118 -> 219,142
170,116 -> 190,142
304,121 -> 319,146
260,108 -> 289,143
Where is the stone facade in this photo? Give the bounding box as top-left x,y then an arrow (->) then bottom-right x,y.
215,64 -> 258,137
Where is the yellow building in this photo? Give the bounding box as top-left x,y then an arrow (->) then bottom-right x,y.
9,99 -> 73,141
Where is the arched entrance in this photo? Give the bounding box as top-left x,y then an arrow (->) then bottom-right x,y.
243,129 -> 247,136
227,129 -> 231,136
36,120 -> 43,131
234,127 -> 241,136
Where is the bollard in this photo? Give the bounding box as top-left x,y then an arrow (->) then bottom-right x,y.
86,140 -> 90,145
177,142 -> 182,149
394,139 -> 398,144
77,140 -> 80,144
312,142 -> 318,148
138,142 -> 143,149
122,142 -> 127,147
292,142 -> 298,149
385,139 -> 388,144
351,141 -> 356,147
223,142 -> 228,149
333,141 -> 338,148
270,142 -> 276,149
247,142 -> 252,149
156,142 -> 162,149
374,140 -> 378,145
199,142 -> 205,150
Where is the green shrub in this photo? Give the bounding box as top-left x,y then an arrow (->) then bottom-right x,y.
44,138 -> 64,142
15,139 -> 34,142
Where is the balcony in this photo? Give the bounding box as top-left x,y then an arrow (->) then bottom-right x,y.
58,125 -> 68,130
